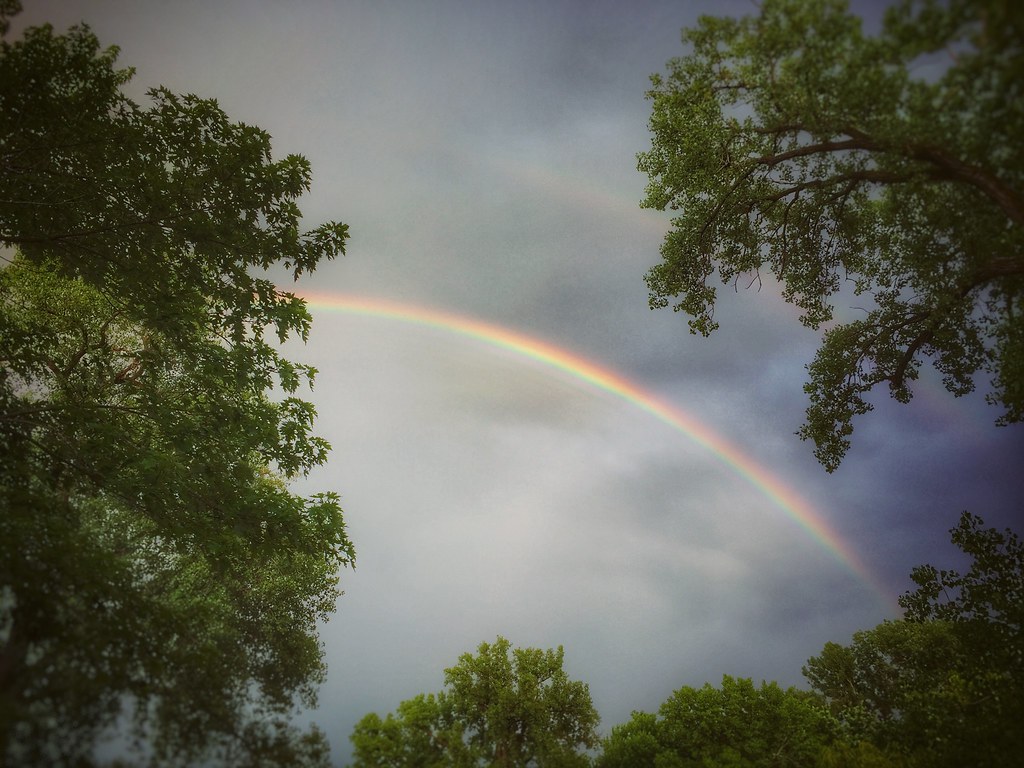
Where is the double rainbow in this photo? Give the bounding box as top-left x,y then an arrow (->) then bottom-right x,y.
298,290 -> 894,609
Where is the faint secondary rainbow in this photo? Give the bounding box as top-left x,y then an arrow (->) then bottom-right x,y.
297,290 -> 895,608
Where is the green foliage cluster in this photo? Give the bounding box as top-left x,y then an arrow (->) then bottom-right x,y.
0,5 -> 351,766
597,676 -> 837,767
638,0 -> 1024,470
805,513 -> 1023,766
350,637 -> 600,767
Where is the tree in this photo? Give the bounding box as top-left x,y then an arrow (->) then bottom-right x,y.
597,675 -> 838,767
351,637 -> 600,767
0,8 -> 352,766
638,0 -> 1024,470
803,513 -> 1023,766
803,621 -> 968,765
349,695 -> 457,768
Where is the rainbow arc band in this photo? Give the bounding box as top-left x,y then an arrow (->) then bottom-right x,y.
297,290 -> 896,611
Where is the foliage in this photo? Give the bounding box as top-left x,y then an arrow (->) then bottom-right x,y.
803,621 -> 967,764
0,6 -> 348,376
351,637 -> 600,767
596,675 -> 838,767
816,741 -> 912,768
900,512 -> 1022,638
803,513 -> 1023,766
0,8 -> 351,767
349,695 -> 457,768
638,0 -> 1024,470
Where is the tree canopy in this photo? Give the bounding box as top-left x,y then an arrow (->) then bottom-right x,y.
597,675 -> 838,768
350,637 -> 600,768
638,0 -> 1024,470
597,513 -> 1022,767
0,7 -> 351,766
803,513 -> 1023,766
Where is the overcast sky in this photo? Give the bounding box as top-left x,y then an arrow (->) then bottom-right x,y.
19,1 -> 1024,764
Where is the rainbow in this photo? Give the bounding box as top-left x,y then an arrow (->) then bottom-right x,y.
297,290 -> 895,609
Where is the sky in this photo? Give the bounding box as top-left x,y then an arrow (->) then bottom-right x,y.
17,1 -> 1024,764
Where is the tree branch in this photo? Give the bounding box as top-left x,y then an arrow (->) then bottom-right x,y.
761,169 -> 913,204
744,123 -> 1024,225
844,126 -> 1024,225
